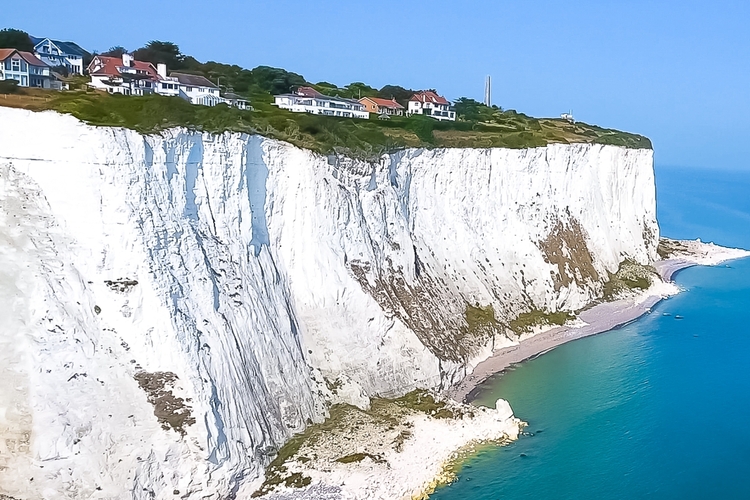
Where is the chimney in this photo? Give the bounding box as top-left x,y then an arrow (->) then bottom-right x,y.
157,63 -> 167,79
122,53 -> 133,67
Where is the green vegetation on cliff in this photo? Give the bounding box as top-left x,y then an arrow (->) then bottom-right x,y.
602,259 -> 658,300
8,90 -> 651,159
0,37 -> 651,158
509,309 -> 575,334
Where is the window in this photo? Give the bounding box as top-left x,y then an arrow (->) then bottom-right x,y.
185,86 -> 193,92
11,58 -> 20,71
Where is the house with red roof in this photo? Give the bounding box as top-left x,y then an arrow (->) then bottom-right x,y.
87,55 -> 248,108
358,97 -> 405,117
407,90 -> 456,121
0,49 -> 52,88
87,54 -> 160,96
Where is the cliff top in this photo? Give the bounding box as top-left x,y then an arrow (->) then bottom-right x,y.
1,89 -> 651,159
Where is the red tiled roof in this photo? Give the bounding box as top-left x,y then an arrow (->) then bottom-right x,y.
363,97 -> 404,109
0,48 -> 48,67
88,55 -> 159,79
295,86 -> 323,97
409,90 -> 449,105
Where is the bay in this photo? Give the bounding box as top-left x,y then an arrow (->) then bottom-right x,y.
430,166 -> 750,499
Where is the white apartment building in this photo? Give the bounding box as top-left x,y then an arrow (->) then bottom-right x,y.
274,86 -> 369,119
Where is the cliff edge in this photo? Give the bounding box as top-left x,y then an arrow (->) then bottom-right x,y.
0,107 -> 656,498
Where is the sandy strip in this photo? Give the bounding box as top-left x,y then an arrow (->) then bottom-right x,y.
447,288 -> 672,403
447,253 -> 746,404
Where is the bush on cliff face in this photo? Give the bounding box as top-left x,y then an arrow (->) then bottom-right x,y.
0,79 -> 20,94
406,115 -> 435,143
602,259 -> 657,300
509,309 -> 575,334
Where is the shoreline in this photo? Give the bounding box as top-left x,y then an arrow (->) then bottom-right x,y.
447,243 -> 750,404
252,241 -> 749,499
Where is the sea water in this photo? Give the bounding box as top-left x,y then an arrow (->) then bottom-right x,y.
430,166 -> 750,499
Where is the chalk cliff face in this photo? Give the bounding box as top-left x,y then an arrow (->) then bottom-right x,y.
0,107 -> 657,498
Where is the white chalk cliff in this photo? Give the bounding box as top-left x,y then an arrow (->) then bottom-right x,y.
0,107 -> 657,498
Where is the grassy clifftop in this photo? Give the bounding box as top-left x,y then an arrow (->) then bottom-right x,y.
3,89 -> 651,159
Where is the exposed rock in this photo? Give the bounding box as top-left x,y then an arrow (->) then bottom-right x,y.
0,107 -> 657,498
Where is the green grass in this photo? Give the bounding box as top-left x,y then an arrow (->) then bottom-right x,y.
602,259 -> 657,300
387,390 -> 455,419
465,304 -> 500,336
509,309 -> 575,334
252,390 -> 459,496
14,90 -> 652,160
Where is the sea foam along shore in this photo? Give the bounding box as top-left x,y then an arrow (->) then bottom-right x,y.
448,239 -> 750,403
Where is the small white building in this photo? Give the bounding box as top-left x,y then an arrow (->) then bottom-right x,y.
274,86 -> 369,119
407,90 -> 455,121
30,36 -> 87,75
560,111 -> 574,123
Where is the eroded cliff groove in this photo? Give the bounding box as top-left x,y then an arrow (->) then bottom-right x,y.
0,107 -> 657,499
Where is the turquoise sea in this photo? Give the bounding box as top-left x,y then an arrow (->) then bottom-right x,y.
431,166 -> 750,499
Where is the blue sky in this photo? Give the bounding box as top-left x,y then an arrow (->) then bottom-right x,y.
8,0 -> 750,169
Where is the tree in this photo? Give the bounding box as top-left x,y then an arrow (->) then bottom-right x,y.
133,41 -> 185,70
377,85 -> 416,107
102,46 -> 128,57
249,66 -> 307,95
344,82 -> 378,99
0,79 -> 20,94
453,97 -> 498,122
0,28 -> 34,52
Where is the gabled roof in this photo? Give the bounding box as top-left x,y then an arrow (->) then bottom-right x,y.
30,36 -> 88,56
0,48 -> 49,67
360,97 -> 404,110
409,90 -> 449,105
295,86 -> 323,97
170,72 -> 217,88
88,55 -> 158,79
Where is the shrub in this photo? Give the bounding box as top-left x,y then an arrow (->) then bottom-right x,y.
0,79 -> 20,94
405,115 -> 435,143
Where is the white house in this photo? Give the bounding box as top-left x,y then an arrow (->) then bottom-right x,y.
0,49 -> 52,88
154,64 -> 223,105
30,36 -> 87,75
407,90 -> 456,121
87,55 -> 248,108
87,54 -> 160,95
274,86 -> 369,119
